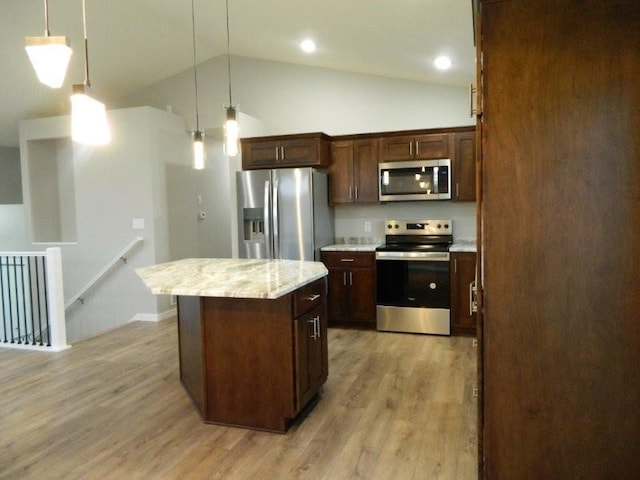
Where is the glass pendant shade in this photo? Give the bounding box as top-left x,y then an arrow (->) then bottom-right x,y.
70,85 -> 110,145
224,107 -> 239,157
193,130 -> 205,170
25,36 -> 72,88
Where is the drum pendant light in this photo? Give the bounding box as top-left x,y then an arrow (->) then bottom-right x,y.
224,0 -> 239,157
70,0 -> 110,145
190,0 -> 205,170
25,0 -> 73,89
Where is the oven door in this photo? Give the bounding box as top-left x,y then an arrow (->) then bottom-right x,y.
376,251 -> 451,335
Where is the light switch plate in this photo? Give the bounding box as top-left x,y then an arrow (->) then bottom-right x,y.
132,218 -> 145,230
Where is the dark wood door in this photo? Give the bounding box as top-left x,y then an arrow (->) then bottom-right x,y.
329,140 -> 355,204
414,133 -> 450,160
348,268 -> 376,325
452,130 -> 476,202
480,1 -> 640,478
241,140 -> 279,169
353,139 -> 379,203
378,135 -> 414,161
450,252 -> 476,336
294,303 -> 327,411
279,138 -> 318,167
326,267 -> 349,325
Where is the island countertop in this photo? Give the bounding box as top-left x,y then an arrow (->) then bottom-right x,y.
136,258 -> 328,299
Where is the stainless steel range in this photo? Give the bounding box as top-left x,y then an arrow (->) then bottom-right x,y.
376,219 -> 452,335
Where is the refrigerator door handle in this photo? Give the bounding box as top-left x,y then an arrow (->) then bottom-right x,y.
263,180 -> 273,259
272,177 -> 279,259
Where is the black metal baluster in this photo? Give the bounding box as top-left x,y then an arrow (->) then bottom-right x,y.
20,256 -> 29,344
34,256 -> 44,346
11,256 -> 19,343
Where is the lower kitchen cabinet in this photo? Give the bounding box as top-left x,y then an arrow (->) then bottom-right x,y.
321,251 -> 376,328
294,303 -> 327,411
450,251 -> 477,336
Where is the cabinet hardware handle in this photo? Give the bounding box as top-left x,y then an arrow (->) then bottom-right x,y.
469,83 -> 477,117
280,146 -> 285,160
470,280 -> 478,315
349,272 -> 353,286
340,258 -> 355,262
315,316 -> 320,339
307,294 -> 320,301
349,186 -> 353,200
275,146 -> 279,160
409,141 -> 413,157
456,182 -> 460,199
308,318 -> 316,339
343,272 -> 347,286
415,141 -> 419,157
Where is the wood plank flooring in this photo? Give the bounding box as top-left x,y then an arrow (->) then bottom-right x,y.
0,319 -> 477,479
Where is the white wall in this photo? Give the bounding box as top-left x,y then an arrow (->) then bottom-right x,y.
119,55 -> 477,242
19,107 -> 189,342
0,146 -> 28,250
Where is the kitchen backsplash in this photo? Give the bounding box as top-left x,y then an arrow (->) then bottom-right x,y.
333,202 -> 476,243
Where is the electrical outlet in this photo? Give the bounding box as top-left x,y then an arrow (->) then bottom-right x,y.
364,221 -> 371,232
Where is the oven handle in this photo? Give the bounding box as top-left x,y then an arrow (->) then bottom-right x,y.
375,251 -> 450,262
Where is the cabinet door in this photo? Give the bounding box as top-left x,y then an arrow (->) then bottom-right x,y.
353,139 -> 379,203
329,140 -> 355,204
280,138 -> 329,168
294,304 -> 328,411
378,135 -> 415,161
241,140 -> 280,169
326,267 -> 350,325
414,133 -> 450,160
349,268 -> 376,325
450,252 -> 477,336
452,131 -> 476,202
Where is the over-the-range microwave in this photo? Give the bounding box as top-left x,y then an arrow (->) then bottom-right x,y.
378,159 -> 451,202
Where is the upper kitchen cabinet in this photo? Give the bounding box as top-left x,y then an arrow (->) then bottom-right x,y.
378,132 -> 450,161
241,133 -> 330,170
329,138 -> 378,205
451,128 -> 476,202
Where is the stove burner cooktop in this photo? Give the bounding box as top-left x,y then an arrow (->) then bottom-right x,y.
377,219 -> 453,253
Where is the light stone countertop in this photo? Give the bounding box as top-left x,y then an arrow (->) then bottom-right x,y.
136,258 -> 328,299
450,239 -> 477,252
321,244 -> 381,252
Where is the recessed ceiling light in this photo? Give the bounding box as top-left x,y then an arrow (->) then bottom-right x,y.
300,39 -> 316,53
434,55 -> 452,70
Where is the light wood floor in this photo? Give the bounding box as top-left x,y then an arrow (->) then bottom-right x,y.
1,319 -> 477,480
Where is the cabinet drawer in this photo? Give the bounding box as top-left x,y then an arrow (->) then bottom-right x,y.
293,278 -> 327,318
321,251 -> 375,268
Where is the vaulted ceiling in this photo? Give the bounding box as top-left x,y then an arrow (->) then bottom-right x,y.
0,0 -> 475,146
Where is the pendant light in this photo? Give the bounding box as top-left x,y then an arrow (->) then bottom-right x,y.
224,0 -> 239,157
190,0 -> 205,170
70,0 -> 110,145
25,0 -> 73,89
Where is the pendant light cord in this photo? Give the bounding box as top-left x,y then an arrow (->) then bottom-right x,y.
43,0 -> 50,35
191,0 -> 200,131
225,0 -> 233,106
81,0 -> 90,87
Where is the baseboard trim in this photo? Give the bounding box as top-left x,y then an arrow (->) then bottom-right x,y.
131,308 -> 177,323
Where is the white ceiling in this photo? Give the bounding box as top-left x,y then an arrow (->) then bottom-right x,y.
0,0 -> 475,146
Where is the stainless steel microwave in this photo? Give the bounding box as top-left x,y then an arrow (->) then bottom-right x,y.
379,159 -> 452,201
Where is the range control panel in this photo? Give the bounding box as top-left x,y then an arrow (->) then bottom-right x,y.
383,219 -> 452,236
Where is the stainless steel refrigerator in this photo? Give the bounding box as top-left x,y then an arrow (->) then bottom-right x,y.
236,168 -> 334,261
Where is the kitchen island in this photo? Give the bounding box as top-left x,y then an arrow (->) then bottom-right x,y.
137,258 -> 328,433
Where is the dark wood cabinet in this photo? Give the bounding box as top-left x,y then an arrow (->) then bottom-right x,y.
321,251 -> 376,327
451,129 -> 476,202
478,0 -> 640,478
176,277 -> 328,433
329,139 -> 378,204
241,133 -> 330,170
450,252 -> 477,336
378,133 -> 449,161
